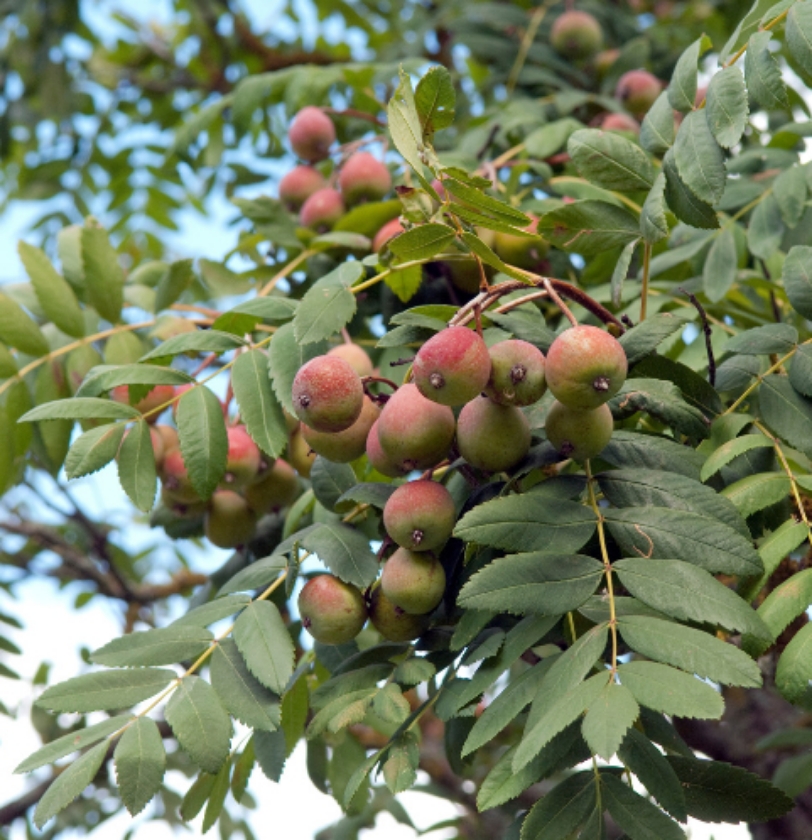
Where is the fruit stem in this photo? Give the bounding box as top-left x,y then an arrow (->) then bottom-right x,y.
258,249 -> 316,297
542,277 -> 578,326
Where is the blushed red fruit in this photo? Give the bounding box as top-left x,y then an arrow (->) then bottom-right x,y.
160,448 -> 201,504
327,343 -> 374,377
302,397 -> 380,463
382,548 -> 446,615
601,113 -> 641,134
373,218 -> 405,252
413,327 -> 492,407
545,325 -> 627,410
366,420 -> 405,477
287,427 -> 317,477
456,396 -> 531,472
112,384 -> 175,423
279,165 -> 327,211
615,70 -> 662,116
594,48 -> 620,77
298,575 -> 368,645
485,340 -> 547,407
369,583 -> 429,642
244,459 -> 300,514
493,216 -> 549,269
545,401 -> 614,462
338,152 -> 392,205
222,425 -> 262,488
299,187 -> 345,232
288,106 -> 336,163
376,384 -> 455,473
291,355 -> 364,433
550,10 -> 603,59
204,490 -> 258,548
383,480 -> 456,552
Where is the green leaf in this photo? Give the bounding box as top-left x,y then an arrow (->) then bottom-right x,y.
520,771 -> 596,840
673,111 -> 726,206
783,245 -> 812,319
703,227 -> 737,302
172,594 -> 251,628
268,321 -> 329,415
210,638 -> 280,731
790,344 -> 812,397
662,150 -> 719,229
383,731 -> 420,793
612,239 -> 641,305
233,600 -> 294,694
721,472 -> 791,518
618,615 -> 762,687
293,262 -> 362,345
478,744 -> 548,813
640,175 -> 668,245
786,2 -> 812,85
36,668 -> 176,713
336,481 -> 397,510
75,364 -> 193,398
282,673 -> 309,755
179,771 -> 216,821
668,36 -> 710,113
33,741 -> 109,828
231,349 -> 288,460
15,713 -> 131,774
525,118 -> 584,159
666,756 -> 794,822
385,263 -> 423,303
64,423 -> 126,480
415,66 -> 455,136
155,258 -> 194,312
90,625 -> 212,667
18,241 -> 85,338
618,661 -> 724,719
202,758 -> 231,833
614,557 -> 770,639
81,221 -> 125,323
601,772 -> 686,840
618,728 -> 687,821
640,91 -> 676,155
20,397 -> 139,424
387,69 -> 432,190
310,457 -> 356,512
754,568 -> 812,650
700,433 -> 772,481
774,165 -> 807,228
216,554 -> 287,596
706,66 -> 748,148
773,752 -> 812,797
582,682 -> 640,760
602,433 -> 702,481
212,297 -> 298,335
458,553 -> 603,615
0,291 -> 50,357
747,193 -> 784,260
776,621 -> 812,703
114,717 -> 166,816
140,329 -> 246,362
537,200 -> 641,254
604,507 -> 762,576
739,520 -> 810,603
176,385 -> 227,498
165,676 -> 232,773
116,420 -> 157,512
445,178 -> 530,226
567,129 -> 655,192
300,522 -> 380,588
254,728 -> 287,782
745,31 -> 789,111
454,495 -> 595,554
720,0 -> 780,64
619,314 -> 688,367
759,374 -> 812,459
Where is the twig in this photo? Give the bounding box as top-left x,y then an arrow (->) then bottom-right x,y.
679,287 -> 716,387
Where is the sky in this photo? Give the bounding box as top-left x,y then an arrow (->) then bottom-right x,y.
0,1 -> 767,838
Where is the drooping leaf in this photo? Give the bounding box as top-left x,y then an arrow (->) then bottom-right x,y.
640,175 -> 668,244
216,554 -> 287,597
383,731 -> 420,794
201,757 -> 231,833
176,384 -> 228,498
231,349 -> 288,459
581,682 -> 640,760
154,258 -> 194,312
165,676 -> 232,773
114,717 -> 166,816
567,129 -> 655,192
745,31 -> 789,111
673,111 -> 726,207
618,661 -> 724,719
640,91 -> 676,155
759,374 -> 812,459
233,600 -> 295,694
776,622 -> 812,704
310,457 -> 357,512
618,728 -> 687,821
783,245 -> 812,319
520,771 -> 596,840
0,291 -> 50,357
116,420 -> 157,512
90,625 -> 212,668
64,423 -> 126,480
662,150 -> 719,229
706,66 -> 748,148
300,522 -> 379,588
601,772 -> 686,840
668,36 -> 711,112
81,221 -> 125,323
612,239 -> 641,304
36,668 -> 176,713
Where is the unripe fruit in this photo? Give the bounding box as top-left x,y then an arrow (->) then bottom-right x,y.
291,355 -> 364,433
204,490 -> 258,548
160,448 -> 201,504
493,217 -> 549,269
279,165 -> 327,211
366,420 -> 406,477
615,70 -> 662,117
485,340 -> 547,407
338,152 -> 392,205
545,325 -> 627,410
159,490 -> 208,520
112,384 -> 175,423
369,583 -> 430,642
545,401 -> 614,462
456,396 -> 531,472
327,343 -> 374,377
443,228 -> 496,294
376,384 -> 455,473
299,187 -> 345,231
381,547 -> 446,615
298,574 -> 368,645
288,106 -> 336,163
288,427 -> 317,478
222,425 -> 262,489
302,397 -> 380,463
383,480 -> 456,552
594,48 -> 620,77
413,327 -> 492,407
244,459 -> 299,514
550,10 -> 603,60
154,423 -> 179,456
373,218 -> 405,252
601,113 -> 641,134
